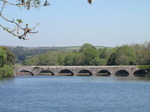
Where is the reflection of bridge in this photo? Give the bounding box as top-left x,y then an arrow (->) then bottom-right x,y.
15,66 -> 149,77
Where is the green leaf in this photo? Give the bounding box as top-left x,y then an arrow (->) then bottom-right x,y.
17,19 -> 23,24
4,28 -> 10,30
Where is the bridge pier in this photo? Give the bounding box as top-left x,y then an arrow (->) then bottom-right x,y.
33,69 -> 40,76
146,71 -> 150,77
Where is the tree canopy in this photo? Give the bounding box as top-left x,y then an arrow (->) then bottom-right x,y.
0,47 -> 6,67
107,45 -> 136,65
19,42 -> 150,66
0,46 -> 15,77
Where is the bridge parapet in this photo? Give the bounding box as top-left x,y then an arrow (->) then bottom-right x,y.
15,65 -> 142,77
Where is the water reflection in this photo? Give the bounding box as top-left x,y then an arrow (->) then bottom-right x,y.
0,77 -> 15,88
1,75 -> 150,83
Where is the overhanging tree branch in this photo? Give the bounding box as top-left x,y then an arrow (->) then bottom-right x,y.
0,0 -> 92,40
0,0 -> 48,39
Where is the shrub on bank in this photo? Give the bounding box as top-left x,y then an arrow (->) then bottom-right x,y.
138,65 -> 150,70
0,65 -> 14,78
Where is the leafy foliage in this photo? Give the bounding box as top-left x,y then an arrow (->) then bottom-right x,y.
20,42 -> 150,66
0,65 -> 14,77
0,46 -> 15,77
107,45 -> 136,65
8,46 -> 67,63
138,65 -> 150,70
79,43 -> 95,52
82,47 -> 100,65
0,0 -> 45,39
1,47 -> 15,65
0,47 -> 6,67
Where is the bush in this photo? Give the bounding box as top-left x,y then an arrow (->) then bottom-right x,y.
138,65 -> 150,70
0,47 -> 7,67
0,65 -> 14,77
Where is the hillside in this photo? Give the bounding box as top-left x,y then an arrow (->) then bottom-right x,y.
7,46 -> 105,63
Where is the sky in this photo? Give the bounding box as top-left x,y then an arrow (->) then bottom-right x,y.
0,0 -> 150,47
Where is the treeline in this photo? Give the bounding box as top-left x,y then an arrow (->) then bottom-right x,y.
8,46 -> 65,63
0,47 -> 15,77
8,46 -> 88,63
23,42 -> 150,66
8,46 -> 104,64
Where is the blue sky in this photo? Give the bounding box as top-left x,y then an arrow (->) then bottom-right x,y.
0,0 -> 150,47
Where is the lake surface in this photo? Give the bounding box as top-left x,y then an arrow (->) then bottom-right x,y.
0,76 -> 150,112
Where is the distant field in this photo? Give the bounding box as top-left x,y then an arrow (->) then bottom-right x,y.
61,46 -> 81,51
61,46 -> 105,51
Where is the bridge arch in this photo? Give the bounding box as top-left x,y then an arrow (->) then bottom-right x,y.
133,70 -> 147,77
115,70 -> 129,77
18,70 -> 34,76
96,70 -> 111,76
58,69 -> 74,76
15,66 -> 140,77
39,70 -> 54,76
77,69 -> 92,76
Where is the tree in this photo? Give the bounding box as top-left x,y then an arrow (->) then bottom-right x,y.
99,48 -> 113,59
130,42 -> 150,65
64,52 -> 84,65
0,0 -> 92,39
107,45 -> 136,65
82,47 -> 101,65
0,47 -> 7,67
64,53 -> 76,66
0,46 -> 15,77
57,54 -> 65,65
79,43 -> 96,52
80,43 -> 99,65
146,42 -> 150,50
2,47 -> 15,65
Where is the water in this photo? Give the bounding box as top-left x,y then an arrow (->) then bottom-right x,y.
0,76 -> 150,112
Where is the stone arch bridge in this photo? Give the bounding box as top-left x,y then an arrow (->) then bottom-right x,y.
15,66 -> 149,77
